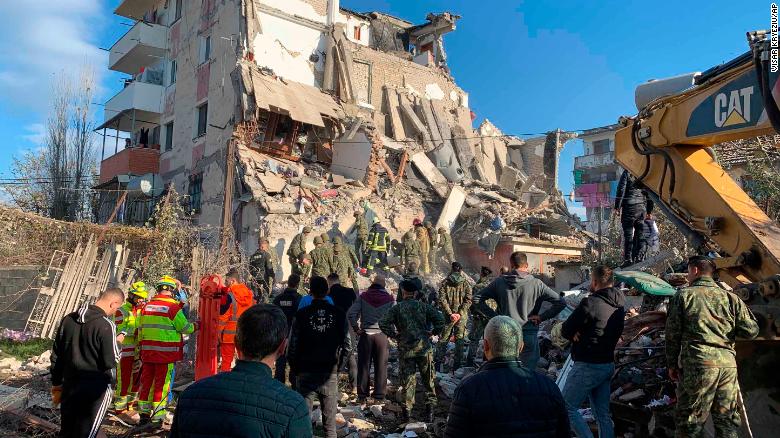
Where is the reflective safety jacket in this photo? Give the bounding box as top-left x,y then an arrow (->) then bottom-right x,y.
138,295 -> 194,363
367,224 -> 390,252
114,302 -> 141,359
218,283 -> 255,344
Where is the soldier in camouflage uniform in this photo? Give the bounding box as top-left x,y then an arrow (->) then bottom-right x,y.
400,230 -> 421,268
435,262 -> 472,372
466,266 -> 495,367
287,226 -> 311,275
296,254 -> 312,295
320,233 -> 334,261
379,280 -> 445,422
437,227 -> 455,267
248,237 -> 276,303
424,221 -> 437,272
353,211 -> 368,266
333,238 -> 360,292
413,219 -> 431,274
666,256 -> 759,438
309,236 -> 333,279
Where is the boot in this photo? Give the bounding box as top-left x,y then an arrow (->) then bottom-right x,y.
116,410 -> 141,425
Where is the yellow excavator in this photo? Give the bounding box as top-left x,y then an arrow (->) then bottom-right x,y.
615,30 -> 780,434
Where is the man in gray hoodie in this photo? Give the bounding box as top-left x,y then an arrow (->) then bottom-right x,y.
475,252 -> 566,370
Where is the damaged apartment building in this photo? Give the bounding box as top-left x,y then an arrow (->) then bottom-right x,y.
96,0 -> 586,277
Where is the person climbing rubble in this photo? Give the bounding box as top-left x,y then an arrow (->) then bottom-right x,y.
400,229 -> 421,269
475,252 -> 565,371
248,236 -> 275,304
437,227 -> 455,268
435,262 -> 472,372
112,281 -> 149,424
287,226 -> 311,275
353,210 -> 369,266
425,221 -> 438,272
380,279 -> 445,423
310,236 -> 334,278
666,255 -> 759,437
137,275 -> 197,426
218,269 -> 255,372
466,267 -> 494,367
365,218 -> 390,273
414,218 -> 431,273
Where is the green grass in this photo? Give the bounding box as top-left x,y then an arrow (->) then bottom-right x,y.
0,338 -> 52,360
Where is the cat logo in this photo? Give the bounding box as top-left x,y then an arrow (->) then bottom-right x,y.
714,86 -> 754,128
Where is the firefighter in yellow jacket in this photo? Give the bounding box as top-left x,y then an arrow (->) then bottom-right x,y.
137,275 -> 196,425
366,218 -> 390,272
112,281 -> 148,423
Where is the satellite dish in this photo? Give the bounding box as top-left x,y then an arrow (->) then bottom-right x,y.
140,179 -> 152,195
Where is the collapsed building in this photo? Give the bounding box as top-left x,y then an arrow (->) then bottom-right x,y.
95,0 -> 587,278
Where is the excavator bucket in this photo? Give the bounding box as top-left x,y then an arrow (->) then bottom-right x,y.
195,274 -> 223,381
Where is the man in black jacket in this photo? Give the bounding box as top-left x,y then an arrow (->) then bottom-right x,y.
171,305 -> 311,437
560,265 -> 625,438
444,315 -> 569,438
289,276 -> 351,438
613,170 -> 653,266
272,274 -> 302,384
51,288 -> 124,438
327,273 -> 358,393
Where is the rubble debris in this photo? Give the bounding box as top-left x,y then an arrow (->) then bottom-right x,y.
409,152 -> 450,198
435,186 -> 466,231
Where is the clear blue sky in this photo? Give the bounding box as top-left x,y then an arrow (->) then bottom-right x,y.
0,1 -> 769,216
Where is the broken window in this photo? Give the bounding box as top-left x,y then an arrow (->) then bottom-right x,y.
164,121 -> 174,151
188,173 -> 203,213
251,110 -> 302,160
593,139 -> 610,154
196,103 -> 208,137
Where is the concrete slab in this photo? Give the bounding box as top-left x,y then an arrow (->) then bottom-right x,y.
498,165 -> 527,192
331,131 -> 372,181
258,173 -> 287,193
435,186 -> 466,231
410,152 -> 449,198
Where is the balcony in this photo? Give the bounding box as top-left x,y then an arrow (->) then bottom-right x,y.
109,22 -> 167,74
99,147 -> 160,184
115,0 -> 158,20
574,151 -> 615,170
101,78 -> 163,133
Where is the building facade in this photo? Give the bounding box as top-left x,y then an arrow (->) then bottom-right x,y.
573,124 -> 621,233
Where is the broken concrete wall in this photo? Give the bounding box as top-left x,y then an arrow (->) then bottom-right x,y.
331,131 -> 372,181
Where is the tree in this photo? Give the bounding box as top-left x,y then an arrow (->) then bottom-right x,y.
3,69 -> 97,221
742,158 -> 780,223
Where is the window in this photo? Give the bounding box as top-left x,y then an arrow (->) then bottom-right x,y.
151,125 -> 161,145
199,35 -> 211,64
353,26 -> 361,40
188,173 -> 203,213
169,60 -> 177,85
174,0 -> 183,21
164,121 -> 174,151
196,103 -> 208,137
593,139 -> 610,154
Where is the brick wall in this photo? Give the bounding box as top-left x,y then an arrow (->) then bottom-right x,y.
99,147 -> 161,183
0,266 -> 43,331
303,0 -> 328,16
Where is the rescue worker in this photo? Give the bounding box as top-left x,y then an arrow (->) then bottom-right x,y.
287,226 -> 311,274
380,280 -> 445,422
666,256 -> 759,437
400,229 -> 421,269
435,262 -> 472,372
333,237 -> 360,292
353,211 -> 369,266
366,218 -> 390,272
248,237 -> 275,303
413,219 -> 431,273
310,236 -> 334,278
218,269 -> 255,372
424,221 -> 437,271
297,253 -> 312,295
438,227 -> 455,267
138,275 -> 196,425
397,261 -> 425,302
613,171 -> 653,267
466,267 -> 495,367
113,281 -> 149,423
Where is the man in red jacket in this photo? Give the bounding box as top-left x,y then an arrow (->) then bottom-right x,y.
218,269 -> 255,372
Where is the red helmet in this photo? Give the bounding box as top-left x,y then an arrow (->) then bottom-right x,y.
413,218 -> 422,226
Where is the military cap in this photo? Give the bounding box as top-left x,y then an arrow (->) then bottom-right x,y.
303,226 -> 312,233
320,233 -> 330,242
438,227 -> 447,233
424,221 -> 433,228
688,255 -> 716,271
313,236 -> 323,245
333,236 -> 343,245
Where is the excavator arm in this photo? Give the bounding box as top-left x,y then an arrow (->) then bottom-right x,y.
614,31 -> 780,338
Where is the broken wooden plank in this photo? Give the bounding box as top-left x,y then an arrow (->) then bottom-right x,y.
379,158 -> 397,183
383,87 -> 407,141
435,186 -> 467,231
397,150 -> 409,181
410,152 -> 449,198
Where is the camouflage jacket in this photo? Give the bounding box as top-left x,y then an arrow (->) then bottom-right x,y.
426,226 -> 438,248
287,233 -> 307,258
401,233 -> 421,262
437,273 -> 472,317
438,232 -> 453,254
309,246 -> 334,278
332,245 -> 355,281
666,276 -> 759,369
355,215 -> 369,240
471,276 -> 497,316
248,249 -> 275,284
380,299 -> 445,358
415,226 -> 430,252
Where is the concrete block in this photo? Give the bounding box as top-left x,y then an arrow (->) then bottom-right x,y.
258,173 -> 287,193
435,186 -> 466,231
498,165 -> 528,191
331,132 -> 372,181
410,152 -> 449,198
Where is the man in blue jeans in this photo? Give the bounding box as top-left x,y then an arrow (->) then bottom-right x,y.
560,265 -> 625,438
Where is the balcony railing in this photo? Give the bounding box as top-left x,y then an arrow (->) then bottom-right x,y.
109,22 -> 167,74
574,151 -> 615,169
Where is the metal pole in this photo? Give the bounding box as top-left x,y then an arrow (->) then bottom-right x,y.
101,128 -> 106,161
114,120 -> 120,154
597,204 -> 603,263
